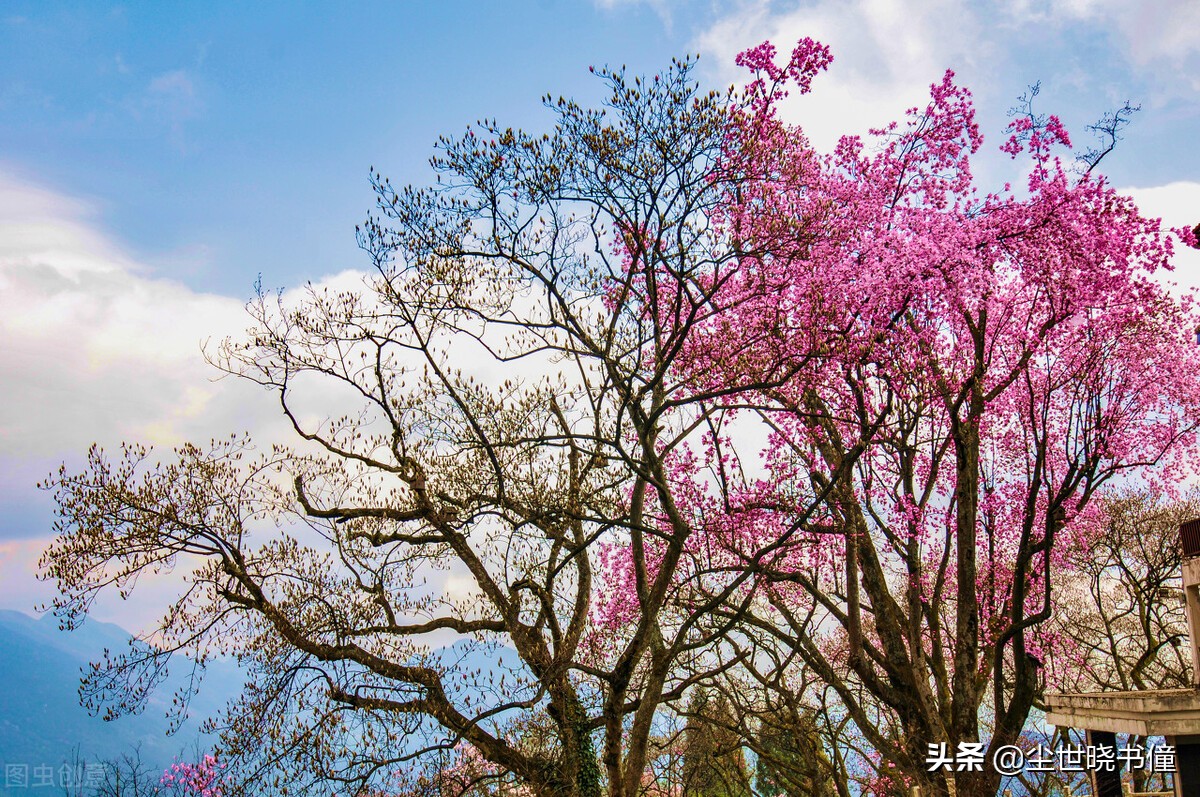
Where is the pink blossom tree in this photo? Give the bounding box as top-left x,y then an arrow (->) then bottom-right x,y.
627,38 -> 1200,797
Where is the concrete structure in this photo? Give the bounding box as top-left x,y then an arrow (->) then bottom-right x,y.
1044,690 -> 1200,796
1046,690 -> 1200,738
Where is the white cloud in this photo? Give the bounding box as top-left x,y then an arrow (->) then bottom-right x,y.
0,170 -> 488,632
1034,0 -> 1200,67
0,171 -> 357,631
989,0 -> 1200,96
0,171 -> 387,466
0,170 -> 258,461
0,170 -> 286,627
694,0 -> 992,152
1120,181 -> 1200,292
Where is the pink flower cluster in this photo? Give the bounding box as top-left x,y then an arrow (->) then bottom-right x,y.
159,755 -> 227,797
589,34 -> 1200,684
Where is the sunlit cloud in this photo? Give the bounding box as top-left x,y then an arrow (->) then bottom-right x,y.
0,170 -> 253,464
694,0 -> 993,153
0,170 -> 453,630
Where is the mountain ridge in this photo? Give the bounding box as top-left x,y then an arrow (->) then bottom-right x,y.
0,609 -> 241,796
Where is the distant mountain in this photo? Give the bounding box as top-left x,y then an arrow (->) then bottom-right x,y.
0,610 -> 242,796
0,610 -> 530,795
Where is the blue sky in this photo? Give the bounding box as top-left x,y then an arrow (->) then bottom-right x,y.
0,2 -> 683,294
2,0 -> 1199,628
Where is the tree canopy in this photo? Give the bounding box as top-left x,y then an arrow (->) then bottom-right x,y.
40,37 -> 1200,797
